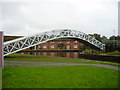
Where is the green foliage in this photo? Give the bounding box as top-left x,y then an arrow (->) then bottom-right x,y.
109,35 -> 120,40
79,45 -> 85,51
0,68 -> 2,89
83,49 -> 103,54
3,66 -> 119,88
89,33 -> 101,41
87,34 -> 120,52
106,51 -> 120,55
105,41 -> 118,52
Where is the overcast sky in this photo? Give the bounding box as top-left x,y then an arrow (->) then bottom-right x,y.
0,0 -> 119,37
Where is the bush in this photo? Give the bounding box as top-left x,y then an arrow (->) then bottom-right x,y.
107,51 -> 120,55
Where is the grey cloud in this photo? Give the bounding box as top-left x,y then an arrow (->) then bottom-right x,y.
1,0 -> 119,37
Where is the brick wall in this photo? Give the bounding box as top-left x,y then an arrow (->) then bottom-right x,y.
36,40 -> 84,50
21,39 -> 84,51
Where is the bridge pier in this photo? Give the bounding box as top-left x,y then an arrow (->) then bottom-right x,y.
0,31 -> 4,70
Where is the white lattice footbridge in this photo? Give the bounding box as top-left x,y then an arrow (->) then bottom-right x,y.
3,29 -> 105,56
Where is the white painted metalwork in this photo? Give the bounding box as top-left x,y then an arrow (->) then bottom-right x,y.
3,29 -> 105,56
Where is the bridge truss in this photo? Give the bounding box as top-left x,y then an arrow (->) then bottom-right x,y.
3,29 -> 105,56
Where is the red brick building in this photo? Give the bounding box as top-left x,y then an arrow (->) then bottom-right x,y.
31,38 -> 84,50
4,36 -> 84,51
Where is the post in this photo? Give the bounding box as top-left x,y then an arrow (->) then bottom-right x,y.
118,1 -> 120,36
0,31 -> 4,70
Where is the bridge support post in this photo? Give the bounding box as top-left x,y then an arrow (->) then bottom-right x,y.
0,31 -> 4,70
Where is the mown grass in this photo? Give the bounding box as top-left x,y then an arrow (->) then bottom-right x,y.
5,54 -> 120,66
0,68 -> 2,89
2,66 -> 119,88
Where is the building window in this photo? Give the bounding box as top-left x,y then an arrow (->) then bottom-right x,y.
66,40 -> 70,43
43,45 -> 47,48
73,40 -> 78,43
74,45 -> 78,48
58,40 -> 62,43
66,45 -> 70,50
51,40 -> 54,43
50,45 -> 54,48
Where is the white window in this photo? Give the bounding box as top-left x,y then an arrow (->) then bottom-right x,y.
51,40 -> 54,43
66,40 -> 70,43
73,40 -> 77,43
74,45 -> 78,48
50,45 -> 54,48
66,45 -> 70,50
43,45 -> 47,48
58,40 -> 62,43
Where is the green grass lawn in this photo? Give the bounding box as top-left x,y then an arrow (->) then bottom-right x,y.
2,66 -> 119,88
3,54 -> 120,88
5,54 -> 120,66
0,68 -> 1,89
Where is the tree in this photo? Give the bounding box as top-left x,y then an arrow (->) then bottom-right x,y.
58,43 -> 65,49
109,35 -> 116,40
101,36 -> 108,40
88,34 -> 120,52
89,33 -> 102,41
105,41 -> 117,52
101,36 -> 109,43
79,45 -> 85,51
116,35 -> 120,40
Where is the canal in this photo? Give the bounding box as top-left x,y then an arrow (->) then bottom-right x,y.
19,51 -> 81,58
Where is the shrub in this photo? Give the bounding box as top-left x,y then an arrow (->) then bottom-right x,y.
107,51 -> 120,55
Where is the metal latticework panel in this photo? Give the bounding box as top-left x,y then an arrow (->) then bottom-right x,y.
3,29 -> 105,56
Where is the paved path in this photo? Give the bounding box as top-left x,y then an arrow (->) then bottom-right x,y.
5,61 -> 120,70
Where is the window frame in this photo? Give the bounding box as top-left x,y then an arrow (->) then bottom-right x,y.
74,45 -> 78,48
50,45 -> 55,48
43,45 -> 47,48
